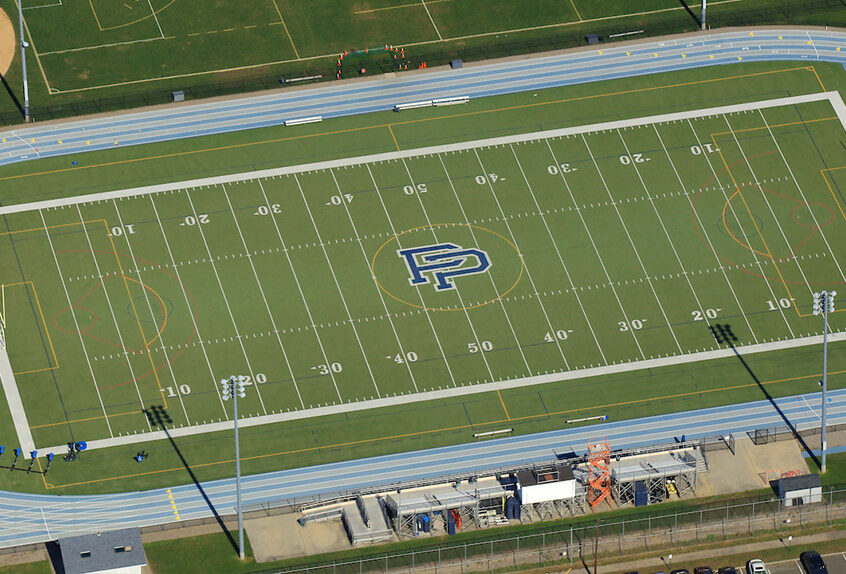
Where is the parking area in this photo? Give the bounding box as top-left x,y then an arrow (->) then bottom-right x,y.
762,552 -> 846,574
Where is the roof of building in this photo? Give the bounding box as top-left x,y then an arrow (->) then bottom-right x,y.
778,473 -> 822,494
58,527 -> 146,574
517,464 -> 575,487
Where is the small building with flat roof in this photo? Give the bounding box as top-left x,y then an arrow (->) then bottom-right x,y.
777,473 -> 822,506
56,527 -> 147,574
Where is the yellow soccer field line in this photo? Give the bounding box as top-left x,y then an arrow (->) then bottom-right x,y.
269,0 -> 300,59
820,168 -> 846,224
2,280 -> 60,374
712,134 -> 801,316
497,390 -> 510,420
569,0 -> 583,22
101,220 -> 168,409
46,368 -> 844,488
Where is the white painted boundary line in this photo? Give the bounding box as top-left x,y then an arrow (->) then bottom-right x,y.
36,331 -> 846,455
0,347 -> 35,455
8,91 -> 845,457
0,92 -> 837,216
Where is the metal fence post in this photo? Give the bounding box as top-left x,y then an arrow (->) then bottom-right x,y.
569,526 -> 573,564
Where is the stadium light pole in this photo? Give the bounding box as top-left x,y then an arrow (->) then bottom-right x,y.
221,375 -> 247,560
16,0 -> 30,122
701,0 -> 707,30
812,290 -> 836,473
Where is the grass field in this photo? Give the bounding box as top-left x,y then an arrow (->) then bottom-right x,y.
2,90 -> 845,451
0,62 -> 844,494
12,0 -> 834,96
14,0 -> 692,92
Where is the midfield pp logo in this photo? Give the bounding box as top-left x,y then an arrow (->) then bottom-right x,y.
397,243 -> 491,292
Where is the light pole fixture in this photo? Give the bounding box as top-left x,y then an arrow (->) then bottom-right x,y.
221,375 -> 247,560
812,290 -> 836,473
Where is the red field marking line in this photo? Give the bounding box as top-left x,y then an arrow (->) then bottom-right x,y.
49,248 -> 198,391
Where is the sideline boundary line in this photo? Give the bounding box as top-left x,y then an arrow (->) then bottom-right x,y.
35,331 -> 846,457
7,91 -> 845,458
0,92 -> 835,216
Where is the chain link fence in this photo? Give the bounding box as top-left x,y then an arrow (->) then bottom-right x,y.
1,0 -> 843,126
252,486 -> 846,574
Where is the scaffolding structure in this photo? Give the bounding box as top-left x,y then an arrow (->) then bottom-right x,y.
384,478 -> 508,539
611,448 -> 702,505
586,439 -> 612,507
520,482 -> 587,523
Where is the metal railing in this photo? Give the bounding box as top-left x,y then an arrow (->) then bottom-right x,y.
0,0 -> 842,126
254,486 -> 846,574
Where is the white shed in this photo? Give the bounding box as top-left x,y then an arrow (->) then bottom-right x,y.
57,528 -> 147,574
777,473 -> 822,506
516,464 -> 576,504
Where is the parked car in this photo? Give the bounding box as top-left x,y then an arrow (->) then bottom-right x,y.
747,560 -> 769,574
694,568 -> 714,574
718,569 -> 739,574
671,570 -> 691,574
799,551 -> 829,574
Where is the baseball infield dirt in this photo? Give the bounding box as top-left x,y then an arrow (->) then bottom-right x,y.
0,8 -> 15,75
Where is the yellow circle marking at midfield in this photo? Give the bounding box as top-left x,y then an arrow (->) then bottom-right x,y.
370,223 -> 524,312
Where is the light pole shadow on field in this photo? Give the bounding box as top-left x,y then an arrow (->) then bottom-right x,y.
709,324 -> 821,469
144,405 -> 239,554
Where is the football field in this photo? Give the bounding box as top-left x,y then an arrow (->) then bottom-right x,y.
1,92 -> 845,454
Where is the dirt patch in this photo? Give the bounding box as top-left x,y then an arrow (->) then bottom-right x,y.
0,7 -> 14,76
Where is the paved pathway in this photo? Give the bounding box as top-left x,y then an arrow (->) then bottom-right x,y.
0,28 -> 844,166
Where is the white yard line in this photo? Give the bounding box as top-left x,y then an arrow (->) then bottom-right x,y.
420,0 -> 443,40
758,109 -> 846,285
723,116 -> 815,299
471,148 -> 570,369
256,180 -> 344,403
329,170 -> 419,394
34,330 -> 846,455
111,199 -> 191,423
1,93 -> 836,217
0,346 -> 35,455
686,118 -> 796,338
440,154 -> 533,374
147,195 -> 229,418
583,133 -> 684,355
366,165 -> 458,388
617,128 -> 716,342
147,0 -> 165,39
180,187 -> 268,414
294,174 -> 382,398
74,207 -> 151,431
220,183 -> 305,408
651,125 -> 758,343
545,139 -> 646,359
39,35 -> 172,56
39,210 -> 113,437
509,142 -> 608,364
800,395 -> 821,420
413,157 -> 503,382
